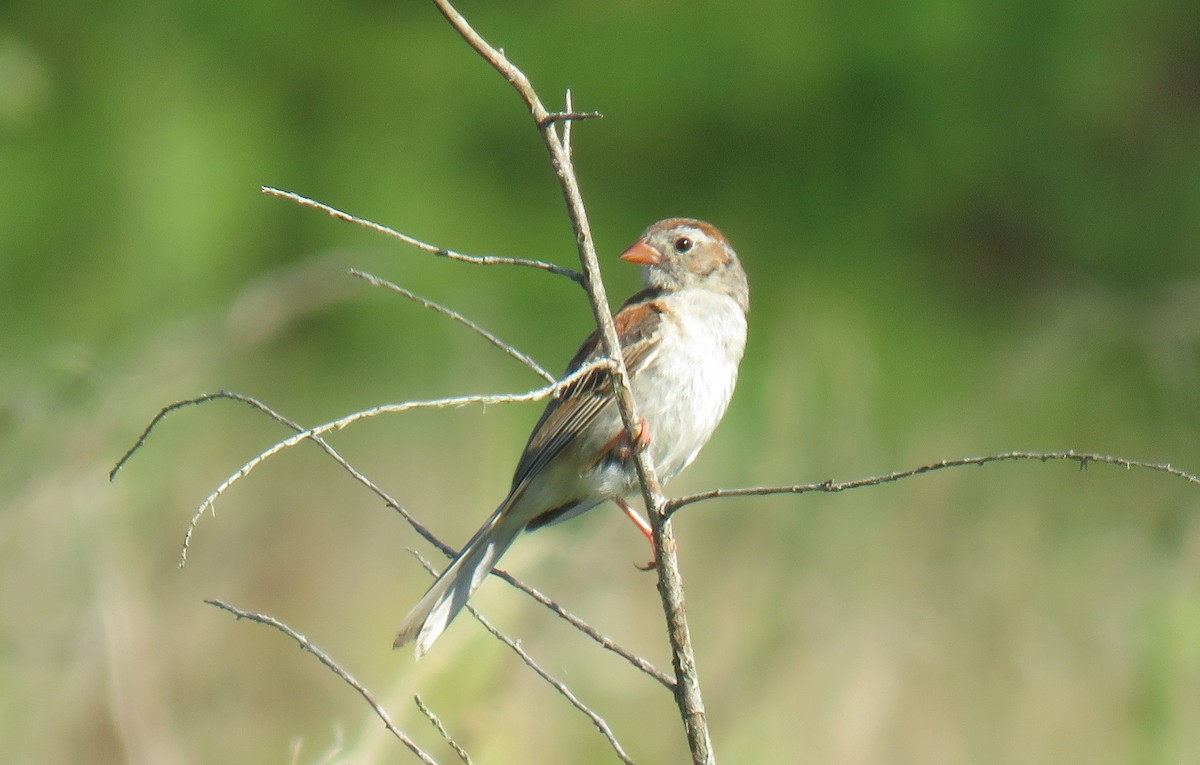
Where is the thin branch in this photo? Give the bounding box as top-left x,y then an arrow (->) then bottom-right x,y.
114,390 -> 341,481
404,546 -> 675,691
349,268 -> 554,382
666,450 -> 1200,515
113,389 -> 405,510
412,553 -> 636,765
430,2 -> 714,761
179,360 -> 611,566
116,389 -> 671,687
488,566 -> 675,690
277,386 -> 667,688
111,394 -> 226,480
204,599 -> 438,765
262,186 -> 583,283
539,109 -> 603,128
414,696 -> 472,765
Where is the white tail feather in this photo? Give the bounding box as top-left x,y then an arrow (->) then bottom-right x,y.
394,509 -> 524,658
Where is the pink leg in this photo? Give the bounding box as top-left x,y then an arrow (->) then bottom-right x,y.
613,496 -> 657,571
629,416 -> 652,455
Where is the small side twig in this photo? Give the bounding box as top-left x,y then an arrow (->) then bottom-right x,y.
349,268 -> 554,382
204,599 -> 438,765
666,450 -> 1200,516
538,108 -> 603,129
262,186 -> 583,283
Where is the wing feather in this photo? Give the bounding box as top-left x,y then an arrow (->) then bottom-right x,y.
510,288 -> 666,486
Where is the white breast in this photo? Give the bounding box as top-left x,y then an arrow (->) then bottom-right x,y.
633,289 -> 747,484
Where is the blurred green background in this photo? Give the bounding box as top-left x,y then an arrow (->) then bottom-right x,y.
3,0 -> 1199,762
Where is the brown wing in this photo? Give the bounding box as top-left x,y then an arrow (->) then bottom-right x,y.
510,288 -> 667,487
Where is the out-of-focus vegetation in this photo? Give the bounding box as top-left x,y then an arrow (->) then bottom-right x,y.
3,0 -> 1198,762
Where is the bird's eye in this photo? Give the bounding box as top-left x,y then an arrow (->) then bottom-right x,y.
674,237 -> 693,254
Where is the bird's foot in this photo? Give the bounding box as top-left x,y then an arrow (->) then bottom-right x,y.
613,495 -> 658,570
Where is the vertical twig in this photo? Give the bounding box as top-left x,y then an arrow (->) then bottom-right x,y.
562,89 -> 575,159
430,2 -> 715,762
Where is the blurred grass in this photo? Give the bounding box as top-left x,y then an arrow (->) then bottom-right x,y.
2,0 -> 1199,762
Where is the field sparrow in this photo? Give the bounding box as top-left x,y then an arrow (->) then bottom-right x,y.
395,218 -> 749,656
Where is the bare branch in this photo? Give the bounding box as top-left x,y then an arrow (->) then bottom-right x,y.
349,268 -> 554,382
249,384 -> 671,687
486,567 -> 675,691
111,394 -> 222,480
204,599 -> 438,765
404,546 -> 675,690
262,186 -> 583,283
539,109 -> 603,128
414,695 -> 472,765
430,2 -> 714,760
118,387 -> 671,689
666,450 -> 1200,515
179,360 -> 611,566
412,553 -> 636,765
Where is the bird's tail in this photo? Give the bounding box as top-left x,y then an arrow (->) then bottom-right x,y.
394,505 -> 524,658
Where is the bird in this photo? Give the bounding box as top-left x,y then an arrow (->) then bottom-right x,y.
394,218 -> 749,657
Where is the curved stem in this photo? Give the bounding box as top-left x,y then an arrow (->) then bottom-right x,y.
431,2 -> 715,761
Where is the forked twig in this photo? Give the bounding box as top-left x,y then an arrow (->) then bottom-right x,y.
412,553 -> 636,765
667,451 -> 1200,515
487,567 -> 675,690
115,389 -> 673,687
407,535 -> 675,690
204,599 -> 438,765
262,186 -> 583,283
179,360 -> 610,566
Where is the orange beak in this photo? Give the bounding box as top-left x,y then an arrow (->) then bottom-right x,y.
619,240 -> 663,266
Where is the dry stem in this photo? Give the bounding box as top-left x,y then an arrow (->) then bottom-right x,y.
116,389 -> 673,690
414,695 -> 472,765
412,552 -> 636,765
430,2 -> 715,760
204,599 -> 437,765
349,268 -> 554,382
262,186 -> 583,283
177,360 -> 609,566
668,450 -> 1200,515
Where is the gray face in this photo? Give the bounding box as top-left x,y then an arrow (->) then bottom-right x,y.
641,220 -> 750,314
